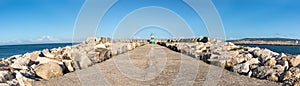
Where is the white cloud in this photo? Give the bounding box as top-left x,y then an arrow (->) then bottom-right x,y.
30,36 -> 61,43
0,36 -> 63,45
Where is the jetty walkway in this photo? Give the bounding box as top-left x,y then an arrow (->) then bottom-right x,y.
34,44 -> 279,86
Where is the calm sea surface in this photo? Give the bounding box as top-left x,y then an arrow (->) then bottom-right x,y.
0,43 -> 74,58
238,44 -> 300,55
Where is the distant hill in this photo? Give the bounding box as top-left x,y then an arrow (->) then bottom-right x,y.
227,38 -> 300,46
227,38 -> 300,42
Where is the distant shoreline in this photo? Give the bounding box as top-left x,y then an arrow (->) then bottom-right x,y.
0,42 -> 79,46
232,42 -> 300,46
228,38 -> 300,46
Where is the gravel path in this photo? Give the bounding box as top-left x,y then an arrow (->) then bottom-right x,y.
33,44 -> 281,86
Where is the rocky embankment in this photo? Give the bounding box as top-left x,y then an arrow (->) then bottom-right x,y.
157,37 -> 300,86
0,37 -> 146,86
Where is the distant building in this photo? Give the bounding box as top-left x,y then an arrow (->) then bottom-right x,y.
296,41 -> 299,44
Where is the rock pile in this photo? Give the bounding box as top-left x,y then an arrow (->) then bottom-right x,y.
0,37 -> 146,86
157,37 -> 300,85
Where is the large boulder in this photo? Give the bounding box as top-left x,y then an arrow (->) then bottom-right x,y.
266,73 -> 278,82
264,58 -> 277,66
62,60 -> 74,72
94,48 -> 111,63
10,57 -> 31,70
253,49 -> 273,62
226,53 -> 253,67
127,43 -> 133,50
283,67 -> 300,85
34,62 -> 64,80
131,42 -> 136,49
16,72 -> 35,86
195,43 -> 205,50
35,57 -> 63,65
246,58 -> 260,65
200,37 -> 209,43
252,65 -> 285,81
41,49 -> 55,58
289,55 -> 300,67
231,62 -> 250,74
23,51 -> 40,61
0,71 -> 12,83
285,67 -> 300,79
71,52 -> 93,70
95,43 -> 106,49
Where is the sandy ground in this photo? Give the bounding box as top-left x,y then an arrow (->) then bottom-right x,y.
33,44 -> 281,86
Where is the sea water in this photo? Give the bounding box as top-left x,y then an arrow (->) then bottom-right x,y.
0,43 -> 74,58
238,44 -> 300,55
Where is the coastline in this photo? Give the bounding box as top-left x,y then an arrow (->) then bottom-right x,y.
0,42 -> 79,47
231,42 -> 300,46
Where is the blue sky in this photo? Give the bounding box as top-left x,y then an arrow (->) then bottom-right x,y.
0,0 -> 299,45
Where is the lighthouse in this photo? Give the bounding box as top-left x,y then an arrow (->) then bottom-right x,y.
150,34 -> 155,44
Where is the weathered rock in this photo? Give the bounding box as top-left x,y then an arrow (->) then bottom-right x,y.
200,37 -> 209,43
226,58 -> 242,68
95,43 -> 106,49
41,49 -> 55,58
0,83 -> 9,86
283,61 -> 290,71
232,63 -> 250,74
0,71 -> 12,83
71,52 -> 93,70
253,49 -> 273,62
10,57 -> 30,70
278,53 -> 287,58
111,49 -> 118,56
294,81 -> 300,86
290,55 -> 300,67
209,59 -> 226,68
226,53 -> 251,67
7,55 -> 21,61
19,69 -> 36,79
84,37 -> 97,44
248,70 -> 253,77
266,73 -> 278,82
51,47 -> 63,56
16,72 -> 35,86
195,43 -> 205,50
94,48 -> 111,63
24,51 -> 41,61
283,76 -> 300,86
62,60 -> 74,72
283,71 -> 292,81
35,57 -> 63,65
7,79 -> 19,86
264,58 -> 277,66
289,67 -> 300,78
246,58 -> 260,65
252,65 -> 285,80
105,42 -> 112,48
277,60 -> 289,71
131,42 -> 136,49
127,44 -> 133,50
34,62 -> 64,80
